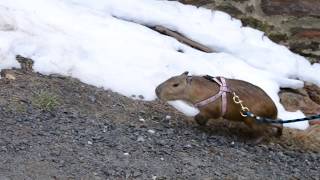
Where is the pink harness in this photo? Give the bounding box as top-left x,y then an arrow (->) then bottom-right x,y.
194,77 -> 231,117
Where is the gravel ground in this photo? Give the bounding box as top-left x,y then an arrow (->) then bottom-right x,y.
0,69 -> 319,180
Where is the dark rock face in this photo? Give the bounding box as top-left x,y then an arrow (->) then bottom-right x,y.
261,0 -> 320,17
177,0 -> 320,64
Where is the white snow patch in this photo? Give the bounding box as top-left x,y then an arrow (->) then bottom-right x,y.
168,101 -> 199,117
0,0 -> 319,129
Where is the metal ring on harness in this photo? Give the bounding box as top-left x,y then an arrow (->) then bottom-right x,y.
232,93 -> 242,104
240,107 -> 250,117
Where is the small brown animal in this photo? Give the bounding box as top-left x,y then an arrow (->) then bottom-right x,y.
156,72 -> 282,143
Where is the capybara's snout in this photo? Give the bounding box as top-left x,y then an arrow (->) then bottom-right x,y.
155,85 -> 161,98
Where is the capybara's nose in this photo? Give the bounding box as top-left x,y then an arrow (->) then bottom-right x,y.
155,86 -> 160,97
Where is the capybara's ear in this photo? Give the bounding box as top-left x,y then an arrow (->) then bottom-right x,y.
181,71 -> 189,76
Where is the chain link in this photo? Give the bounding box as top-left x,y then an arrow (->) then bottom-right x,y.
232,92 -> 250,117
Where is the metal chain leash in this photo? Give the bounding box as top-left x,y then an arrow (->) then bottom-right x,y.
232,91 -> 320,123
232,92 -> 250,117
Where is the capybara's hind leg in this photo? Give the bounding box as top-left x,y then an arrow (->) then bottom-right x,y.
194,114 -> 209,126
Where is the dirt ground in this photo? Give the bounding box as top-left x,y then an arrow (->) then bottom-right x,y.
0,69 -> 319,180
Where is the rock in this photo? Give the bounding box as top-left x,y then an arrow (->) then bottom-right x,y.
137,136 -> 145,142
279,88 -> 320,114
215,5 -> 243,17
139,118 -> 145,122
305,84 -> 320,105
5,73 -> 16,80
292,28 -> 320,39
261,0 -> 320,17
310,120 -> 320,126
16,55 -> 34,72
279,87 -> 320,126
293,125 -> 320,151
240,17 -> 274,32
0,176 -> 11,180
177,0 -> 320,66
148,129 -> 155,134
88,95 -> 96,103
0,69 -> 16,80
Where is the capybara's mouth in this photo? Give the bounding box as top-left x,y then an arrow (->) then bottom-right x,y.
155,86 -> 162,99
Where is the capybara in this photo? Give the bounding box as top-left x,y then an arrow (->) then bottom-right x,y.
156,72 -> 282,143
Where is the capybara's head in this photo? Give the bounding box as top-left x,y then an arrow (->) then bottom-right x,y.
155,71 -> 190,101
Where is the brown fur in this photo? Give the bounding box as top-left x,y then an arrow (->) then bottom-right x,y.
156,72 -> 282,143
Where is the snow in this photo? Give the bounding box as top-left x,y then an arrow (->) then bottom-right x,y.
0,0 -> 319,130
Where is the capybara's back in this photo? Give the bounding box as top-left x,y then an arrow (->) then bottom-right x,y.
227,79 -> 278,120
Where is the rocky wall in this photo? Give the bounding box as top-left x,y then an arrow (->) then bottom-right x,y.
178,0 -> 320,64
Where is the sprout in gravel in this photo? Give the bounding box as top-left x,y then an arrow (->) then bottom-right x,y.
32,91 -> 60,112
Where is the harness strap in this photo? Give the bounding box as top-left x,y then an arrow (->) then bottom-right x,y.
195,77 -> 231,117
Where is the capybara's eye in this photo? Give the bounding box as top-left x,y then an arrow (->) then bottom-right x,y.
173,83 -> 179,87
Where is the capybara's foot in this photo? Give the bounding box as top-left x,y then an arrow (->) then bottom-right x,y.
248,135 -> 266,145
273,124 -> 283,137
194,114 -> 208,126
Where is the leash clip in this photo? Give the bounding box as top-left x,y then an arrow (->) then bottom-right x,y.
232,92 -> 250,117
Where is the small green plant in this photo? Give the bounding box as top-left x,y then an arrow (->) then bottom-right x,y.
32,91 -> 60,111
241,17 -> 274,33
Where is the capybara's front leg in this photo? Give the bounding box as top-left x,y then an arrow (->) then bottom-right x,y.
194,114 -> 209,126
271,124 -> 283,137
243,117 -> 267,144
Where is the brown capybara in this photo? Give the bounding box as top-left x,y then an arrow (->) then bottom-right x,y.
156,72 -> 282,143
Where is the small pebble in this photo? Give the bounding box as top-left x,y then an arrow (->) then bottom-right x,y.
137,136 -> 145,142
103,126 -> 108,133
160,157 -> 164,161
88,95 -> 96,103
152,176 -> 157,180
184,144 -> 192,148
139,118 -> 145,122
148,129 -> 155,134
231,141 -> 235,145
88,141 -> 93,145
165,115 -> 171,120
123,153 -> 129,156
5,73 -> 16,80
